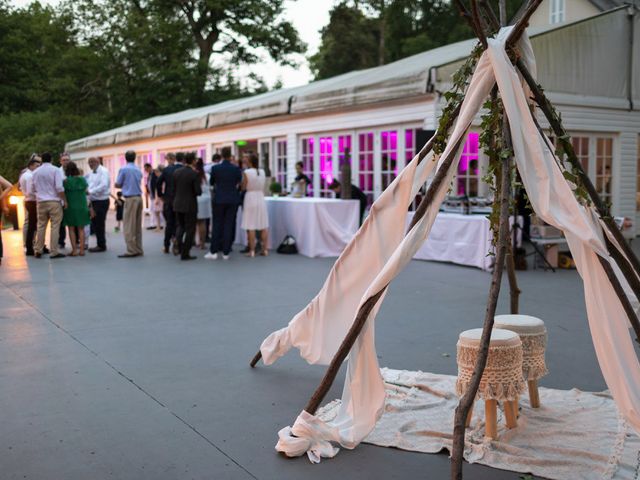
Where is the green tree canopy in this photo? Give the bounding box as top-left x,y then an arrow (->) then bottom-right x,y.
0,0 -> 305,182
311,0 -> 523,80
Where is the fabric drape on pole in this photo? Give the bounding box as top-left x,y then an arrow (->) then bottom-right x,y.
487,29 -> 640,435
259,27 -> 640,462
261,45 -> 500,463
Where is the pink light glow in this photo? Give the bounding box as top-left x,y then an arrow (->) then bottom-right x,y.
458,132 -> 480,173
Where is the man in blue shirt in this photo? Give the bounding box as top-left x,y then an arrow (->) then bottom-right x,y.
115,150 -> 144,257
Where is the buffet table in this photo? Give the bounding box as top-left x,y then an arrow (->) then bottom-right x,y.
236,197 -> 360,257
406,212 -> 522,271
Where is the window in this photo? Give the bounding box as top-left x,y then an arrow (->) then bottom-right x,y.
337,134 -> 353,171
275,139 -> 287,190
550,0 -> 565,24
405,127 -> 429,210
457,132 -> 480,197
380,130 -> 398,192
358,132 -> 375,205
300,137 -> 314,196
571,136 -> 590,172
568,134 -> 615,207
596,138 -> 613,205
318,136 -> 333,197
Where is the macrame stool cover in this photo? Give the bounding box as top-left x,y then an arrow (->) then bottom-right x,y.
258,26 -> 640,464
494,314 -> 548,381
456,328 -> 525,401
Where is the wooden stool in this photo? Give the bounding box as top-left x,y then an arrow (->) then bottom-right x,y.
456,328 -> 525,439
494,314 -> 547,408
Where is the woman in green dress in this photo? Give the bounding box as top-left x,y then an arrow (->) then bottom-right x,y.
63,161 -> 91,256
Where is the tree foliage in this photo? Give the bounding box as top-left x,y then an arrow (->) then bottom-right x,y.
311,0 -> 523,80
0,0 -> 304,182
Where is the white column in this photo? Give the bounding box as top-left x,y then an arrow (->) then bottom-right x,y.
373,130 -> 381,200
205,143 -> 212,164
286,132 -> 297,190
351,131 -> 360,187
313,135 -> 320,197
332,135 -> 339,188
397,127 -> 406,173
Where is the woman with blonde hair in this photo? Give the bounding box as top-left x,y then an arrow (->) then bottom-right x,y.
240,155 -> 269,257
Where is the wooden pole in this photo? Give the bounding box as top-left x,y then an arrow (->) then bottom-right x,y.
451,97 -> 512,480
451,3 -> 515,478
497,0 -> 521,315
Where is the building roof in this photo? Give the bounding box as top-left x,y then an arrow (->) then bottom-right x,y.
67,6 -> 636,153
587,0 -> 627,11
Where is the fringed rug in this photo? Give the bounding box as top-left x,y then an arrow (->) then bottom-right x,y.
317,368 -> 640,480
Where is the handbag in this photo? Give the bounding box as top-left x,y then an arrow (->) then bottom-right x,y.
277,235 -> 298,254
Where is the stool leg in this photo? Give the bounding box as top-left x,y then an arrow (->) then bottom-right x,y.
485,400 -> 498,439
504,400 -> 518,429
528,379 -> 540,408
465,404 -> 473,428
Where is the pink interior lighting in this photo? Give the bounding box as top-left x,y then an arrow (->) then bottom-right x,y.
457,132 -> 480,195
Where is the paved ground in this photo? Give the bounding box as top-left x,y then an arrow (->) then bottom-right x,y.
0,219 -> 627,480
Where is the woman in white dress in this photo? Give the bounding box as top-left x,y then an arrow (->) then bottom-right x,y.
196,159 -> 211,249
241,155 -> 269,257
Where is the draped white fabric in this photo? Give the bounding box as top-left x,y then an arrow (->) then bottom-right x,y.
259,27 -> 640,462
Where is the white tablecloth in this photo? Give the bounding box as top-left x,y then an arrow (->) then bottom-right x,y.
236,197 -> 360,257
407,212 -> 493,270
406,212 -> 522,271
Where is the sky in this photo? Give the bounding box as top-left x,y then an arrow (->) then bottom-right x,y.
9,0 -> 333,88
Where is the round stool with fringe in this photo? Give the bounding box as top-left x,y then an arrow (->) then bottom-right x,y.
456,328 -> 525,439
494,314 -> 548,408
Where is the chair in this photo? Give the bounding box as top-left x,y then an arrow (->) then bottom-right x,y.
456,328 -> 525,439
494,314 -> 547,408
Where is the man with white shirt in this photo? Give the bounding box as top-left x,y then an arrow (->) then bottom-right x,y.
86,157 -> 111,252
19,155 -> 41,256
32,152 -> 66,259
57,152 -> 70,250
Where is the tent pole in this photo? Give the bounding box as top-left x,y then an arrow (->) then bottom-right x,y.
304,134 -> 467,415
451,4 -> 519,478
502,102 -> 521,315
451,92 -> 512,480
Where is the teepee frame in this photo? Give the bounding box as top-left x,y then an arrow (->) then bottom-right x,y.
250,1 -> 640,478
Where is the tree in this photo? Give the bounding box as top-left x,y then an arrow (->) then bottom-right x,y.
311,0 -> 523,80
0,2 -> 111,180
174,0 -> 304,102
309,2 -> 379,80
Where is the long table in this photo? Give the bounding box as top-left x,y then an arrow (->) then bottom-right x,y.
236,197 -> 360,257
406,212 -> 522,271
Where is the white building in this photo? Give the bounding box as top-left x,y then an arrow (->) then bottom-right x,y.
67,6 -> 640,231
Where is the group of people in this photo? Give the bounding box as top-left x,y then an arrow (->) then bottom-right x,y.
0,143 -> 369,266
156,147 -> 269,260
8,152 -> 111,260
0,146 -> 271,263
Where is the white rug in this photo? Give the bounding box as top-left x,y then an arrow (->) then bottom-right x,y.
317,368 -> 640,479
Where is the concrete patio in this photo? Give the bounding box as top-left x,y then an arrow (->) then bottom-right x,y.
0,222 -> 622,479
